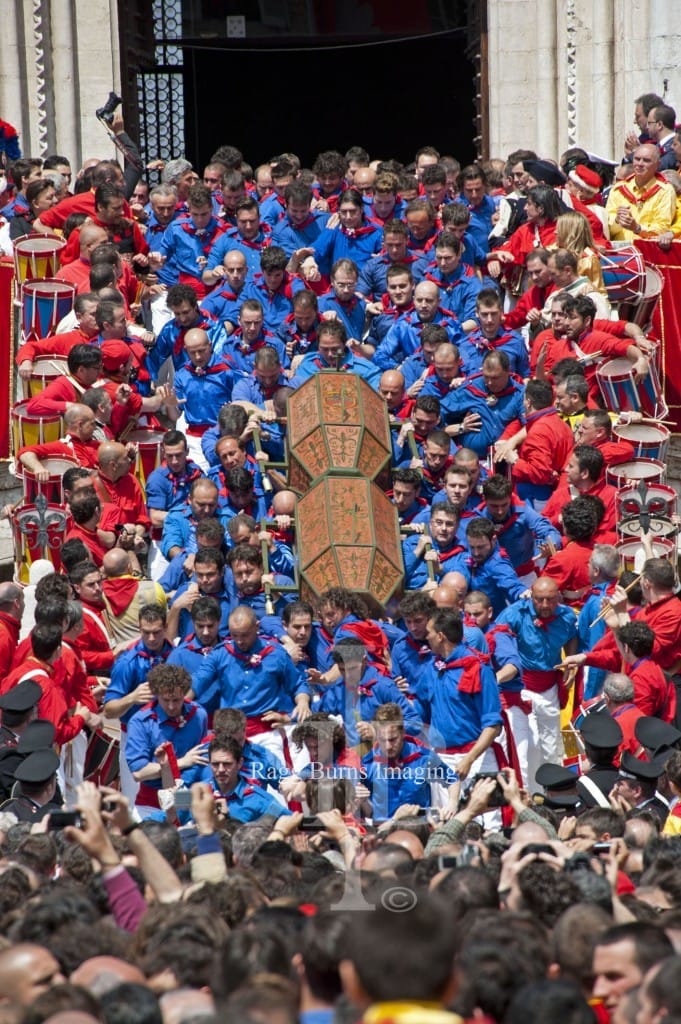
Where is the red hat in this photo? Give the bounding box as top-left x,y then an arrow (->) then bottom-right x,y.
100,340 -> 132,373
569,164 -> 602,194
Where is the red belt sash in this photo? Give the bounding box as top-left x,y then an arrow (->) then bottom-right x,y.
522,668 -> 558,694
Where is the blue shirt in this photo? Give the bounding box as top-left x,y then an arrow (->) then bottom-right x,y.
362,736 -> 458,819
421,265 -> 484,323
147,314 -> 213,377
239,273 -> 307,332
318,668 -> 419,747
289,351 -> 381,390
418,644 -> 503,749
157,214 -> 226,286
160,506 -> 203,559
192,634 -> 307,715
104,640 -> 173,726
207,226 -> 273,277
477,501 -> 562,573
232,371 -> 290,408
199,286 -> 244,327
271,211 -> 330,257
211,775 -> 291,822
218,330 -> 288,374
402,534 -> 471,591
439,373 -> 525,457
496,599 -> 578,670
357,251 -> 427,299
458,327 -> 530,379
173,353 -> 236,427
125,699 -> 208,792
468,546 -> 526,618
312,223 -> 384,276
145,461 -> 204,514
167,633 -> 225,676
317,291 -> 367,341
375,309 -> 463,370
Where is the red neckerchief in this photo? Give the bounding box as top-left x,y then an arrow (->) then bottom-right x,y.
490,506 -> 521,537
484,622 -> 515,658
435,541 -> 466,561
254,271 -> 298,301
433,650 -> 490,693
312,186 -> 344,212
173,317 -> 211,357
227,224 -> 272,250
166,462 -> 203,499
102,576 -> 139,616
288,212 -> 317,230
180,217 -> 224,256
230,329 -> 271,355
391,395 -> 415,420
409,230 -> 439,253
468,328 -> 514,353
533,614 -> 558,629
143,698 -> 198,729
395,496 -> 428,524
183,633 -> 219,656
356,678 -> 377,697
586,581 -> 617,599
332,294 -> 359,313
422,456 -> 454,485
224,641 -> 276,666
183,359 -> 234,376
465,373 -> 519,401
423,366 -> 452,397
617,174 -> 667,206
313,356 -> 351,372
406,635 -> 431,657
373,746 -> 423,767
340,224 -> 376,239
380,294 -> 414,318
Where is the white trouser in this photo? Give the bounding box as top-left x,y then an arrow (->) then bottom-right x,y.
250,726 -> 310,775
177,414 -> 210,472
523,684 -> 564,786
119,729 -> 140,806
148,540 -> 170,582
504,703 -> 533,788
435,744 -> 503,830
151,290 -> 172,335
59,731 -> 87,808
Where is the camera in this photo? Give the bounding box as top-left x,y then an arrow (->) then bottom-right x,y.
96,91 -> 122,126
47,811 -> 82,830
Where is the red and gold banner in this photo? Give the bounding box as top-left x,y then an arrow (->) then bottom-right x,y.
635,240 -> 681,434
0,257 -> 14,459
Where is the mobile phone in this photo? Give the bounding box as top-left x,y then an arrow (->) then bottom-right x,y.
471,771 -> 508,808
299,816 -> 324,832
173,789 -> 193,810
47,811 -> 82,830
436,855 -> 459,871
101,799 -> 116,813
520,843 -> 555,858
592,842 -> 612,855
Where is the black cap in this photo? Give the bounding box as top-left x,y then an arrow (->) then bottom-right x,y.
17,720 -> 56,754
619,751 -> 664,782
535,763 -> 578,792
579,711 -> 623,749
0,679 -> 42,714
523,160 -> 567,187
635,717 -> 681,756
14,748 -> 60,785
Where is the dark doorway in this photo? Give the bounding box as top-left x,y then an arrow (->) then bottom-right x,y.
183,32 -> 476,171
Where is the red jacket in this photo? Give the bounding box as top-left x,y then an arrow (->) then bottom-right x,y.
512,408 -> 573,487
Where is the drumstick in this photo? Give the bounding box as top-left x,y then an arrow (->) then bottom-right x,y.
588,572 -> 643,628
423,538 -> 436,582
260,518 -> 275,615
252,427 -> 273,493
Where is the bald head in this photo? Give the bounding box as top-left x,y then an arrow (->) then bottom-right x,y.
97,441 -> 125,468
229,606 -> 258,632
0,582 -> 23,612
0,944 -> 64,1007
184,328 -> 210,347
159,988 -> 215,1024
633,144 -> 661,185
271,490 -> 296,516
414,281 -> 439,302
437,572 -> 469,604
102,548 -> 131,579
63,404 -> 96,433
79,223 -> 109,256
70,956 -> 147,997
531,577 -> 560,619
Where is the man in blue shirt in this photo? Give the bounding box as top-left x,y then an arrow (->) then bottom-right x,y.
439,350 -> 525,458
362,703 -> 459,821
465,517 -> 526,617
205,733 -> 290,822
173,329 -> 237,470
458,288 -> 529,379
125,663 -> 208,818
289,320 -> 380,390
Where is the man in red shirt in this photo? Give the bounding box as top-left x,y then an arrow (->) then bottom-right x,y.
54,222 -> 109,291
505,378 -> 573,510
64,491 -> 115,568
69,560 -> 114,676
59,184 -> 149,267
619,621 -> 676,722
18,402 -> 101,472
16,293 -> 100,381
33,159 -> 131,233
25,344 -> 103,417
92,441 -> 151,544
0,583 -> 24,676
535,294 -> 649,402
571,409 -> 635,470
543,445 -> 617,534
541,497 -> 599,608
504,248 -> 555,331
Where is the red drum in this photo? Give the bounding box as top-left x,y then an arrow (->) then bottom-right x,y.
619,265 -> 665,333
11,400 -> 62,453
128,429 -> 164,489
617,537 -> 676,573
606,458 -> 666,489
617,483 -> 678,520
13,233 -> 65,284
600,246 -> 646,305
23,456 -> 77,505
597,357 -> 666,419
13,502 -> 67,583
22,356 -> 69,400
617,515 -> 677,541
613,421 -> 670,463
21,279 -> 75,341
83,727 -> 120,787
